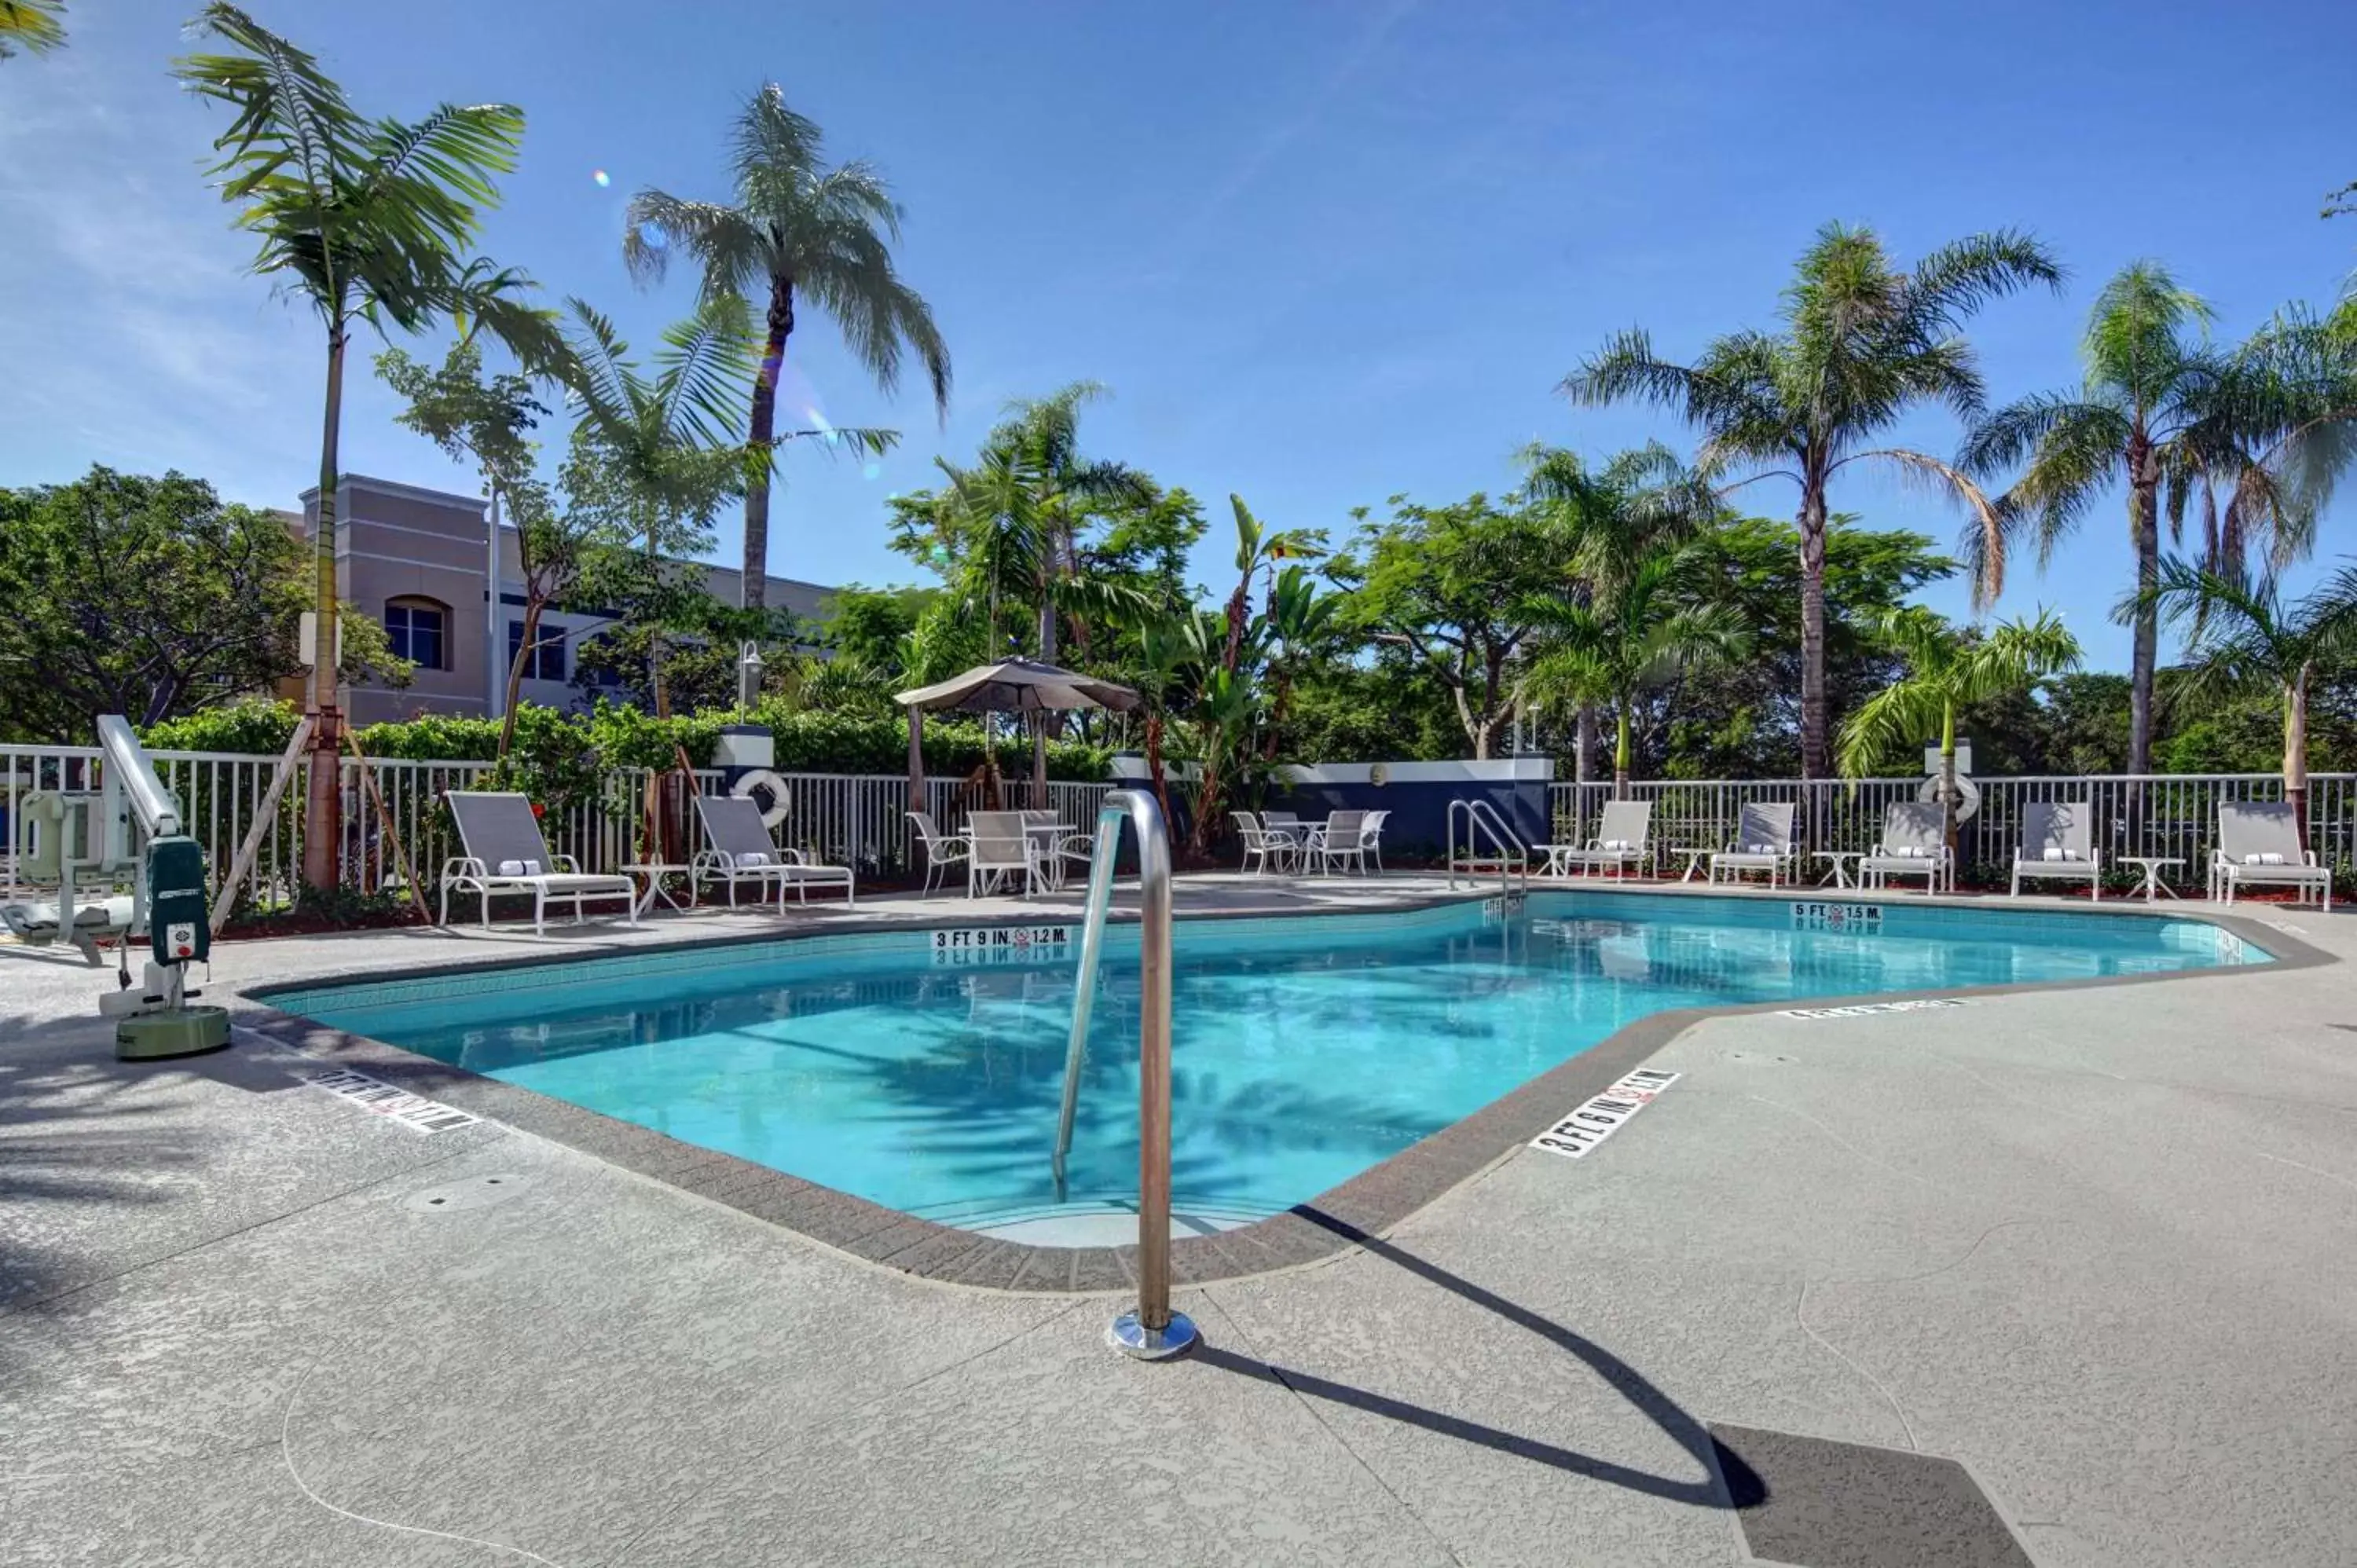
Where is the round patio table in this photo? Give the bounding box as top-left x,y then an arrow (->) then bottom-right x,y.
2120,855 -> 2184,904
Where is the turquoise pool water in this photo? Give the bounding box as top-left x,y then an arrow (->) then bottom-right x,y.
271,894 -> 2263,1226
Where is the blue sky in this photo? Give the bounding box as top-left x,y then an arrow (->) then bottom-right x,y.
2,0 -> 2352,672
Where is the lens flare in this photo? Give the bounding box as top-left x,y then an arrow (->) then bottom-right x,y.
635,220 -> 668,251
861,460 -> 882,481
592,169 -> 610,188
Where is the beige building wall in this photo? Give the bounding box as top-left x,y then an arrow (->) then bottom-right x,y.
288,474 -> 840,727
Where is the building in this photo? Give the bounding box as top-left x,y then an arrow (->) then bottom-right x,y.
290,474 -> 836,726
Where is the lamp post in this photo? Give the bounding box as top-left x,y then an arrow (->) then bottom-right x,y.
737,641 -> 764,720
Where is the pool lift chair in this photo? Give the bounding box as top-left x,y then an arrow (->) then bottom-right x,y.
0,716 -> 229,1058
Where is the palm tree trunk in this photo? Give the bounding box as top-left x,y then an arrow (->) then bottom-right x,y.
1145,710 -> 1175,831
1797,485 -> 1830,783
1939,700 -> 1959,863
1613,706 -> 1632,797
496,596 -> 544,762
1574,703 -> 1597,784
742,275 -> 794,611
1033,596 -> 1054,808
302,326 -> 348,894
2285,669 -> 2310,841
2127,473 -> 2160,775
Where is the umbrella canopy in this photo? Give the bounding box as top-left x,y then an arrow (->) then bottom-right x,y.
896,657 -> 1140,715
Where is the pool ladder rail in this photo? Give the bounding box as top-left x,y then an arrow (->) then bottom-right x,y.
1446,797 -> 1530,895
1050,788 -> 1197,1362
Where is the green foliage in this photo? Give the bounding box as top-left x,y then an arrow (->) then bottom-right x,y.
0,0 -> 67,60
0,469 -> 408,742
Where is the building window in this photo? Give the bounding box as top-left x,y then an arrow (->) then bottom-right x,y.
383,599 -> 446,670
509,619 -> 566,682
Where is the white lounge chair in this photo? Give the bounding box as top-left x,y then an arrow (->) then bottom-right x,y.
1539,800 -> 1653,880
2210,803 -> 2332,910
440,791 -> 637,935
1707,801 -> 1798,888
1361,808 -> 1391,873
693,795 -> 854,909
906,810 -> 970,895
1858,802 -> 1952,895
967,811 -> 1043,898
2010,800 -> 2100,899
1232,811 -> 1294,876
1311,810 -> 1369,875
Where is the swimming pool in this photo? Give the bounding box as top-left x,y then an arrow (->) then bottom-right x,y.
269,893 -> 2264,1232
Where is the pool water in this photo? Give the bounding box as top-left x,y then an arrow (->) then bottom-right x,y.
272,894 -> 2262,1227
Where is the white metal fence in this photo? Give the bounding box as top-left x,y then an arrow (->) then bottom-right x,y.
1549,774 -> 2357,888
1,743 -> 1115,909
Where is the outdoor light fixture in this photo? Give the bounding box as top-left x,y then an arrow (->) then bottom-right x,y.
737,640 -> 764,718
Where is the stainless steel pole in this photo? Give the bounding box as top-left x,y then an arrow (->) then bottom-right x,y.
1101,788 -> 1196,1361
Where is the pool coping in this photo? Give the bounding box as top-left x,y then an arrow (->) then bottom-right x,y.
229,885 -> 2338,1295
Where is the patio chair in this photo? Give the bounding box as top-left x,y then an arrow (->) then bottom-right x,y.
2210,802 -> 2332,910
1539,800 -> 1653,880
1707,801 -> 1798,888
1022,808 -> 1095,888
440,791 -> 637,935
1857,802 -> 1952,895
906,810 -> 970,896
1311,810 -> 1369,875
966,811 -> 1043,899
692,795 -> 855,909
1361,808 -> 1391,873
2010,801 -> 2100,899
1231,811 -> 1294,876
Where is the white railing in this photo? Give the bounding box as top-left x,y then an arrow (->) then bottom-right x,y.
1548,774 -> 2356,888
2,742 -> 1114,910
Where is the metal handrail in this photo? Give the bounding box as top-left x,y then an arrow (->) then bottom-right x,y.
1446,797 -> 1528,893
1051,787 -> 1197,1361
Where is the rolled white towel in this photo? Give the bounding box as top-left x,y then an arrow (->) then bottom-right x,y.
1894,845 -> 1927,859
2245,852 -> 2286,866
1747,843 -> 1779,855
496,858 -> 544,877
2041,847 -> 2065,862
735,851 -> 770,867
1601,839 -> 1632,852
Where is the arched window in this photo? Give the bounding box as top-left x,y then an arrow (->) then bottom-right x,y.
383,596 -> 449,671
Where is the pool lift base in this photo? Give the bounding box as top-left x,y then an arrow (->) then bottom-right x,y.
1109,1309 -> 1198,1361
115,1005 -> 230,1061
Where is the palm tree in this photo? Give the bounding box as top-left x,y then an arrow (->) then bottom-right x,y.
2132,556 -> 2357,834
555,296 -> 763,720
1565,222 -> 2062,782
1838,607 -> 2082,852
1961,263 -> 2257,775
1518,441 -> 1717,779
0,0 -> 64,59
176,4 -> 560,890
1528,550 -> 1748,794
625,83 -> 950,609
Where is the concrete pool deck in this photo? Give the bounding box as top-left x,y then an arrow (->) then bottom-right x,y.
4,874 -> 2354,1564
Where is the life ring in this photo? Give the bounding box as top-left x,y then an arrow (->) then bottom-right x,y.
1915,772 -> 1981,823
731,768 -> 791,829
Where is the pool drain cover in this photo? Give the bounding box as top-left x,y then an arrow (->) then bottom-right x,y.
1707,1423 -> 2031,1567
404,1173 -> 533,1214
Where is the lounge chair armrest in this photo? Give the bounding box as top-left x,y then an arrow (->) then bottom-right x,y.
776,848 -> 811,865
442,855 -> 489,881
2304,850 -> 2321,867
552,854 -> 584,874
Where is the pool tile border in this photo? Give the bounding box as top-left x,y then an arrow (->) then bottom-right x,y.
231,890 -> 2335,1295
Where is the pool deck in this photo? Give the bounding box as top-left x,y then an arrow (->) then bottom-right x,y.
5,873 -> 2355,1565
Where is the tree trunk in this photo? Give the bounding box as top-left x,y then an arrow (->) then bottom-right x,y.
1796,485 -> 1830,783
2126,466 -> 2160,775
742,274 -> 794,610
906,704 -> 924,816
302,327 -> 348,894
497,596 -> 544,762
1613,706 -> 1632,797
1033,595 -> 1054,808
2285,669 -> 2310,841
1939,700 -> 1959,865
646,525 -> 669,719
1574,703 -> 1597,785
1145,711 -> 1175,833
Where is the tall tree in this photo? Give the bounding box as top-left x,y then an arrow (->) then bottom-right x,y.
1838,607 -> 2082,852
1331,491 -> 1566,759
1528,548 -> 1747,793
176,4 -> 559,889
0,0 -> 64,59
624,82 -> 949,608
555,297 -> 758,719
1565,222 -> 2061,781
2132,556 -> 2357,833
0,469 -> 405,739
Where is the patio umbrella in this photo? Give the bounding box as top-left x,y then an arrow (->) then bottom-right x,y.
896,657 -> 1140,814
